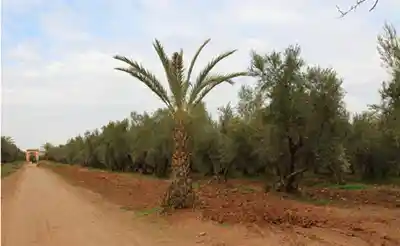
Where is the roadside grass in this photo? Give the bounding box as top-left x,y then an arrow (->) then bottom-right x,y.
387,177 -> 400,186
362,177 -> 400,187
134,206 -> 163,217
326,183 -> 370,190
192,181 -> 200,190
219,222 -> 232,227
120,206 -> 134,211
291,181 -> 372,206
309,182 -> 370,190
237,185 -> 258,194
1,161 -> 24,178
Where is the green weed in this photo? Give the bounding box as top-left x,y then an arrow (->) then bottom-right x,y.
1,162 -> 23,178
135,207 -> 162,217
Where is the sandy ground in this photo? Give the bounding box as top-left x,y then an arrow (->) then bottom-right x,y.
2,163 -> 400,246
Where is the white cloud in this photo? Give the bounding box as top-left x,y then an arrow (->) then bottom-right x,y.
1,0 -> 397,149
1,0 -> 43,14
39,10 -> 92,43
218,0 -> 305,25
7,43 -> 41,62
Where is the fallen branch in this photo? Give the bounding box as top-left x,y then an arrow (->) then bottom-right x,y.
274,168 -> 308,192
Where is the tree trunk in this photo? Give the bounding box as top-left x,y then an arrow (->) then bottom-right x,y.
161,117 -> 195,209
273,135 -> 304,193
328,164 -> 345,185
283,136 -> 303,192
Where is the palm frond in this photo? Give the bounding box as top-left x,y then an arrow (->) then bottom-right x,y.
153,40 -> 184,108
189,50 -> 238,104
178,48 -> 191,101
114,58 -> 173,111
192,72 -> 247,106
171,50 -> 186,103
186,38 -> 211,85
171,49 -> 185,83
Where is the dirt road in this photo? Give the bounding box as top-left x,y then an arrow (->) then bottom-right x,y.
2,164 -> 164,245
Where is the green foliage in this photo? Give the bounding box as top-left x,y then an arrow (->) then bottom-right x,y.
1,136 -> 25,163
345,23 -> 400,181
1,162 -> 23,178
44,25 -> 400,190
135,207 -> 163,217
329,184 -> 369,190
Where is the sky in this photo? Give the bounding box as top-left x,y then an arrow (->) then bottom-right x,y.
1,0 -> 399,150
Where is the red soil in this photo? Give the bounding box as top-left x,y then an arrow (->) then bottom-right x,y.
44,163 -> 400,245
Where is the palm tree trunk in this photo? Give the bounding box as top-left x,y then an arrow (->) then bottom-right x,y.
161,116 -> 195,209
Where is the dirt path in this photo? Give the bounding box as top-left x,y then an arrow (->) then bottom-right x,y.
2,164 -> 162,245
0,164 -> 285,246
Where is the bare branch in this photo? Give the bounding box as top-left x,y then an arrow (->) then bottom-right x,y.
336,0 -> 379,17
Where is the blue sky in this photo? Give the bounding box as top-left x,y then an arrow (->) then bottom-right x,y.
2,0 -> 399,150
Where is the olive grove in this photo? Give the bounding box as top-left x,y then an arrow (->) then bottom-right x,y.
43,24 -> 400,197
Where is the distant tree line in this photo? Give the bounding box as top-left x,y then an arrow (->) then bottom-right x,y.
1,136 -> 25,163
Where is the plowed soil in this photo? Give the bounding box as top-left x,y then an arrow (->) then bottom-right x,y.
43,163 -> 400,245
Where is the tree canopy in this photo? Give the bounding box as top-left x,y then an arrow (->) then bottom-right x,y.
1,136 -> 25,163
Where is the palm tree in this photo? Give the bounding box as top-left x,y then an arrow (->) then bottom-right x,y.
114,39 -> 247,209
